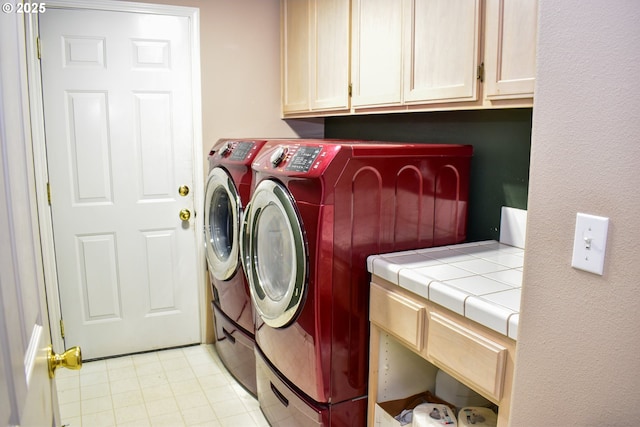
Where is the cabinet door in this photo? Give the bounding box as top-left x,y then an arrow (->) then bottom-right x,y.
311,0 -> 350,110
351,0 -> 403,108
370,282 -> 425,350
484,0 -> 537,100
282,0 -> 310,113
427,312 -> 507,402
403,0 -> 481,104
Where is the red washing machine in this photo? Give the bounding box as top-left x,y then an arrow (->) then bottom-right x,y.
241,139 -> 472,425
204,138 -> 267,396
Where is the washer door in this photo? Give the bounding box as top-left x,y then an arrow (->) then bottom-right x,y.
204,167 -> 241,281
245,179 -> 307,328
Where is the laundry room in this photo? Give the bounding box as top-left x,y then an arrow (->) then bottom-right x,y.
1,1 -> 639,427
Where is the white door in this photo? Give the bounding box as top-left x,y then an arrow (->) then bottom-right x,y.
1,10 -> 60,426
39,7 -> 201,359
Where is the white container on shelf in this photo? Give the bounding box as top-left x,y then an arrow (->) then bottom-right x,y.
413,403 -> 457,426
435,369 -> 491,409
458,407 -> 498,427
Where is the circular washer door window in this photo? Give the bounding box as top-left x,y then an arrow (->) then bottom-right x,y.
245,179 -> 307,328
204,167 -> 241,281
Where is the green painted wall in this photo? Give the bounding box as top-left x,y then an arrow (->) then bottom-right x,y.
324,108 -> 532,242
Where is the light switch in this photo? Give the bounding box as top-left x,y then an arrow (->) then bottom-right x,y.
571,213 -> 609,275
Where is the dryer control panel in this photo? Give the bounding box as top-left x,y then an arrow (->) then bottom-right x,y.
254,141 -> 342,176
285,146 -> 322,172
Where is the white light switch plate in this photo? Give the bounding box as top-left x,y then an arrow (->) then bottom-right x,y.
571,213 -> 609,275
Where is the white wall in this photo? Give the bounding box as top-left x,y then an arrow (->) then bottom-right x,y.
511,1 -> 640,423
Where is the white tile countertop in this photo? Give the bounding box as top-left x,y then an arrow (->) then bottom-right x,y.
367,240 -> 523,340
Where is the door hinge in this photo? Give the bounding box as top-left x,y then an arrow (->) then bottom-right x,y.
59,319 -> 65,338
477,62 -> 485,83
348,83 -> 352,97
37,36 -> 41,60
47,182 -> 51,205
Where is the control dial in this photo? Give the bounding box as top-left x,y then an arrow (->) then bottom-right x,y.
219,141 -> 234,157
270,146 -> 288,167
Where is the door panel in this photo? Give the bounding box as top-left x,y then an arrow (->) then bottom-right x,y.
79,234 -> 120,320
67,92 -> 112,202
40,8 -> 200,359
137,92 -> 175,198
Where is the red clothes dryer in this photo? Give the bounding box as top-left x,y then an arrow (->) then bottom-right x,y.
204,138 -> 267,396
242,139 -> 472,425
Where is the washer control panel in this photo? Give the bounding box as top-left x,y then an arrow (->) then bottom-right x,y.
210,139 -> 266,163
227,141 -> 256,161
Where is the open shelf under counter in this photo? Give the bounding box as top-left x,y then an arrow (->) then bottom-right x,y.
367,240 -> 522,427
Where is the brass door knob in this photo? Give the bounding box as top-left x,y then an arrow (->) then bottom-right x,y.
179,209 -> 191,221
48,346 -> 82,378
178,185 -> 190,197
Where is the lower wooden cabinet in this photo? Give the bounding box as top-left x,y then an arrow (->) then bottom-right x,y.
368,277 -> 516,427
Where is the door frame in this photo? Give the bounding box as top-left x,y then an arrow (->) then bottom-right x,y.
25,0 -> 205,353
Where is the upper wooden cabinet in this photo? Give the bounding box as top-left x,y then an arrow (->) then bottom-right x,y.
282,0 -> 537,117
281,0 -> 350,115
483,0 -> 538,102
351,0 -> 481,109
350,0 -> 403,107
403,0 -> 482,105
281,0 -> 310,113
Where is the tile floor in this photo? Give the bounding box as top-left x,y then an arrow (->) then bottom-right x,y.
56,344 -> 269,427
